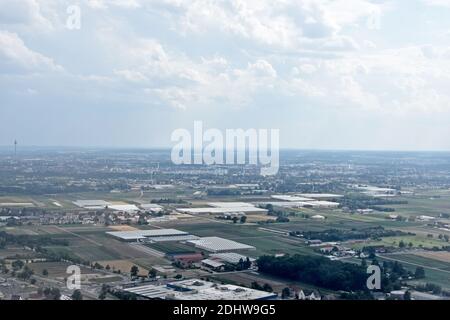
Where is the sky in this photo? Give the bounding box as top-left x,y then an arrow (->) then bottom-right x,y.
1,0 -> 450,151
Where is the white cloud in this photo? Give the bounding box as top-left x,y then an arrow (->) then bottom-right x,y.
0,0 -> 53,30
423,0 -> 450,8
1,0 -> 447,115
0,31 -> 62,73
87,0 -> 141,9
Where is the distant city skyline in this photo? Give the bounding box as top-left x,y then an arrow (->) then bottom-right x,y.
2,1 -> 450,151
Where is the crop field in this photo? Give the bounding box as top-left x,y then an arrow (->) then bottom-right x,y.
415,251 -> 450,263
379,254 -> 450,289
235,235 -> 316,257
388,193 -> 450,218
147,242 -> 199,254
0,247 -> 41,259
28,261 -> 97,278
2,186 -> 450,298
210,271 -> 336,295
161,220 -> 265,239
348,235 -> 446,250
95,259 -> 149,276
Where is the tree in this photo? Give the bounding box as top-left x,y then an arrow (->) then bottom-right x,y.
99,284 -> 109,300
148,268 -> 157,278
399,240 -> 406,248
251,282 -> 263,290
44,287 -> 61,300
281,287 -> 291,299
130,265 -> 139,277
403,290 -> 412,300
262,283 -> 273,292
257,255 -> 369,292
232,217 -> 238,224
361,259 -> 367,268
415,267 -> 425,279
17,265 -> 34,280
240,215 -> 247,224
12,260 -> 24,271
244,257 -> 252,269
42,269 -> 49,276
71,289 -> 83,300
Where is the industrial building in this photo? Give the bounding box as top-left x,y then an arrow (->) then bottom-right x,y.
73,200 -> 111,209
178,207 -> 267,214
187,236 -> 255,253
264,194 -> 341,209
139,203 -> 163,213
201,259 -> 225,271
106,229 -> 197,242
270,195 -> 314,202
108,204 -> 140,213
123,279 -> 278,300
210,252 -> 256,265
177,202 -> 267,215
208,202 -> 257,208
297,193 -> 344,199
259,200 -> 339,209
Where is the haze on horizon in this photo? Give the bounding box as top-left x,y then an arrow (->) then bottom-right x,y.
2,0 -> 450,151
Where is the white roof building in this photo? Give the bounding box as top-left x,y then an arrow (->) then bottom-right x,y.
210,252 -> 256,264
188,237 -> 255,253
297,193 -> 344,199
177,207 -> 267,214
124,279 -> 277,300
140,204 -> 163,212
106,229 -> 189,241
208,202 -> 256,208
73,200 -> 111,208
271,195 -> 315,202
201,259 -> 225,269
108,204 -> 140,213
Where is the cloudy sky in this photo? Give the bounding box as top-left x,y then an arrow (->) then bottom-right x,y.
1,0 -> 450,150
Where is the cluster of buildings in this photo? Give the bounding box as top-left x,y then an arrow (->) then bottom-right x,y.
318,245 -> 357,260
123,279 -> 278,300
106,228 -> 257,272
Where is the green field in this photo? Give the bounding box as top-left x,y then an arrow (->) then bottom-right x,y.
379,254 -> 450,289
147,242 -> 199,254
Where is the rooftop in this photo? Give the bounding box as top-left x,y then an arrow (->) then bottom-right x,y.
106,229 -> 189,240
210,252 -> 256,264
188,236 -> 255,252
178,207 -> 267,214
124,279 -> 277,300
73,200 -> 111,208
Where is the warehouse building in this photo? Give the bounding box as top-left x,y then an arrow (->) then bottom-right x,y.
210,252 -> 256,265
177,206 -> 267,214
187,236 -> 255,253
73,200 -> 111,209
106,229 -> 196,242
123,279 -> 277,300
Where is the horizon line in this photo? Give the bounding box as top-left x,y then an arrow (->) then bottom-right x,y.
1,145 -> 450,153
